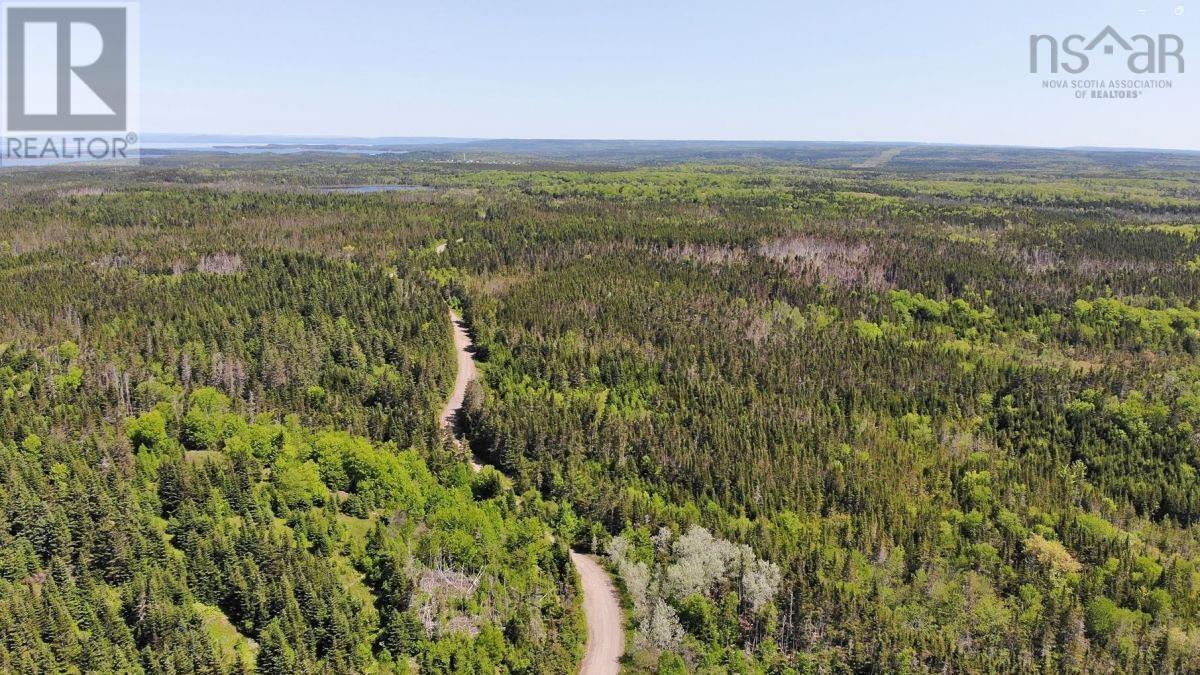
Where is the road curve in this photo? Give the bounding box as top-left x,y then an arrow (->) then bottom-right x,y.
440,307 -> 624,674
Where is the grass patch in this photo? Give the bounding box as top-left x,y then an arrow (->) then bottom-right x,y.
194,602 -> 256,667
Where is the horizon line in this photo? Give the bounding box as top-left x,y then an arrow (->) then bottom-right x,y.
139,133 -> 1200,155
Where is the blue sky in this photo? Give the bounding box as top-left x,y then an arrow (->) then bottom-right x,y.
142,0 -> 1198,149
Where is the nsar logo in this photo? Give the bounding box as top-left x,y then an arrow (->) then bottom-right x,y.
1027,25 -> 1185,74
1030,26 -> 1184,74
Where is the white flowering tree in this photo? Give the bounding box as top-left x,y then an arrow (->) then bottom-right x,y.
607,524 -> 783,660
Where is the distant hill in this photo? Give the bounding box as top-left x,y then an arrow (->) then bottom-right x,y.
141,135 -> 1200,172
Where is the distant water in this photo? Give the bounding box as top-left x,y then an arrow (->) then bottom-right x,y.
317,185 -> 433,194
141,143 -> 411,156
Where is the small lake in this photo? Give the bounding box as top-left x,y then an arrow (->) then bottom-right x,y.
316,185 -> 433,194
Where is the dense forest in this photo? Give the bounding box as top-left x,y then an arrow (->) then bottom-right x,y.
0,196 -> 586,673
3,145 -> 1200,673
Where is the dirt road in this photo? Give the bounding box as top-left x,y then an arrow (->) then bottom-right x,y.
440,308 -> 485,471
439,309 -> 477,440
571,551 -> 625,675
439,308 -> 624,674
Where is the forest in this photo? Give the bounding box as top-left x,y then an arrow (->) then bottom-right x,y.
2,144 -> 1200,673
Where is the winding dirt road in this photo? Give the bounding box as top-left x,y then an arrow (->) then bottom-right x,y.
440,308 -> 624,674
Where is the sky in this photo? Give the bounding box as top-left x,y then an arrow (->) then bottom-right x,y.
140,0 -> 1199,149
